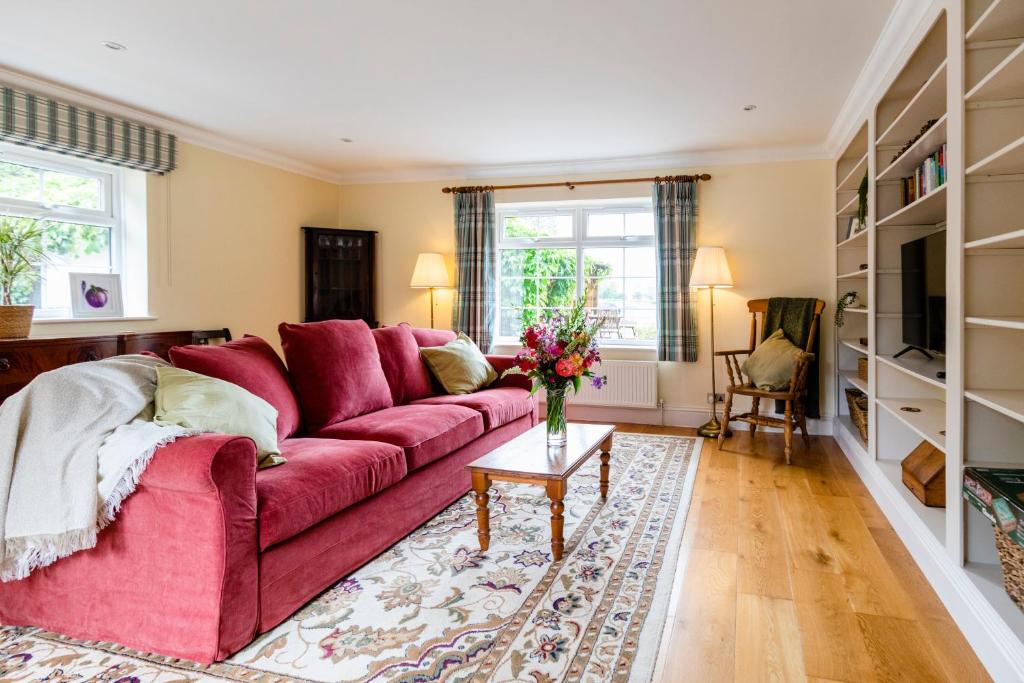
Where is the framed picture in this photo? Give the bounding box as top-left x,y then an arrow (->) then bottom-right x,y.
846,215 -> 864,240
69,273 -> 124,318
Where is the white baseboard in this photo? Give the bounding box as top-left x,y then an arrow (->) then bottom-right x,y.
832,418 -> 1024,681
558,402 -> 834,436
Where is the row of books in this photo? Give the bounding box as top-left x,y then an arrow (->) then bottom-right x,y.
899,143 -> 946,207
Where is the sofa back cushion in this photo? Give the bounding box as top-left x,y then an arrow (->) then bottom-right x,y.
279,319 -> 393,430
372,323 -> 434,404
169,334 -> 302,440
410,327 -> 457,348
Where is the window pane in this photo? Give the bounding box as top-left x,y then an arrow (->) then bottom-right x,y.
592,278 -> 623,310
625,212 -> 654,236
503,213 -> 571,239
39,221 -> 112,312
624,247 -> 655,276
620,309 -> 657,341
499,277 -> 536,308
0,161 -> 41,202
582,248 -> 622,277
587,212 -> 623,237
625,278 -> 656,307
501,247 -> 576,277
500,308 -> 524,338
43,170 -> 102,210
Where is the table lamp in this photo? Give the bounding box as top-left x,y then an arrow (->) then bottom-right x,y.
410,252 -> 450,328
690,246 -> 734,438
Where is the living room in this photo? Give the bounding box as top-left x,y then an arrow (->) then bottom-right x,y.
0,1 -> 1021,681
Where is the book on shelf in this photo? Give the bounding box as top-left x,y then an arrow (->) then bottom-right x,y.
899,143 -> 946,207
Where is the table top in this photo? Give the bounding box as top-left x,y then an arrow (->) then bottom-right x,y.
466,422 -> 615,480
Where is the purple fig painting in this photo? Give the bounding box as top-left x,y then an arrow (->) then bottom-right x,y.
81,280 -> 109,309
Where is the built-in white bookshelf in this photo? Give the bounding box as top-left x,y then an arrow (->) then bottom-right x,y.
832,4 -> 1024,678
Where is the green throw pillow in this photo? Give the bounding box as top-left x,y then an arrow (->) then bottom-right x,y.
741,329 -> 803,391
154,365 -> 285,469
419,333 -> 498,395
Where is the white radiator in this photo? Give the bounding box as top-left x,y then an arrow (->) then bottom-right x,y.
568,360 -> 659,408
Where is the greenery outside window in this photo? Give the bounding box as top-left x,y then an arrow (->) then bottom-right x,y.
496,198 -> 657,345
0,145 -> 126,319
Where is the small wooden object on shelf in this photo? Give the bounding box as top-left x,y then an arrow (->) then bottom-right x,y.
845,388 -> 869,442
901,440 -> 945,507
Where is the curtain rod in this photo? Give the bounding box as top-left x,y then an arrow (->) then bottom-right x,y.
441,173 -> 711,194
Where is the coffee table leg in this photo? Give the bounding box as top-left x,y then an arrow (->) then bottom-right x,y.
547,480 -> 566,561
600,433 -> 613,500
471,471 -> 491,552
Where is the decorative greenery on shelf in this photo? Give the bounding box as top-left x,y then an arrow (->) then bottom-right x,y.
0,216 -> 47,307
891,118 -> 939,164
856,173 -> 868,231
835,291 -> 859,328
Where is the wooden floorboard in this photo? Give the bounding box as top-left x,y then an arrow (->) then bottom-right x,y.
619,423 -> 993,683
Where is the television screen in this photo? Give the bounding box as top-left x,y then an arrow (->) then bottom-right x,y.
901,231 -> 946,354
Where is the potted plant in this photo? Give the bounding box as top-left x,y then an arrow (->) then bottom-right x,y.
0,216 -> 47,339
835,291 -> 859,328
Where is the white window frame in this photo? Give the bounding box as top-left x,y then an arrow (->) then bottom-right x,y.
0,143 -> 127,320
495,197 -> 656,347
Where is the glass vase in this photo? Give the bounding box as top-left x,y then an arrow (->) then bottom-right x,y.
546,385 -> 568,447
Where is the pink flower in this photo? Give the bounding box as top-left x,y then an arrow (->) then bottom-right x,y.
555,359 -> 575,377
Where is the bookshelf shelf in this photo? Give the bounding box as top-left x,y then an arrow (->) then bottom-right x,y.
877,60 -> 947,147
966,0 -> 1024,43
877,353 -> 946,389
837,228 -> 868,249
965,228 -> 1024,250
836,194 -> 859,217
966,135 -> 1024,176
876,114 -> 947,182
966,41 -> 1024,102
837,268 -> 868,280
965,389 -> 1024,425
836,153 -> 868,192
840,338 -> 869,354
844,307 -> 869,315
876,184 -> 947,226
839,369 -> 868,393
877,397 -> 947,451
966,315 -> 1024,330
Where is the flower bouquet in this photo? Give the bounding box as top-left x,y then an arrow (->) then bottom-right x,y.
503,296 -> 607,446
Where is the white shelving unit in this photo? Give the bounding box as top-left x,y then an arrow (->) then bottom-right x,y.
831,3 -> 1024,679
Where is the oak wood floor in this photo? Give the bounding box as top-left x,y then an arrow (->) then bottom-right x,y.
617,424 -> 992,683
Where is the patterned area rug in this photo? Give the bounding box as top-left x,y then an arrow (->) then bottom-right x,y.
0,432 -> 700,682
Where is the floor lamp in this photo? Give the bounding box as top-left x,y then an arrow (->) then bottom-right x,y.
690,246 -> 734,438
410,253 -> 451,328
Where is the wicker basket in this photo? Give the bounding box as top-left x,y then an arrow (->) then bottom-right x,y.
857,356 -> 868,381
0,305 -> 33,339
845,388 -> 869,442
994,527 -> 1024,611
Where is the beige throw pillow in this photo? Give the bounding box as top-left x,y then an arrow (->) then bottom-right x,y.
741,329 -> 803,391
419,333 -> 498,395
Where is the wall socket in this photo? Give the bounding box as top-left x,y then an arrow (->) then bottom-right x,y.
706,392 -> 726,404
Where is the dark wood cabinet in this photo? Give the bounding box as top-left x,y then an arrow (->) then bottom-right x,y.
303,227 -> 377,327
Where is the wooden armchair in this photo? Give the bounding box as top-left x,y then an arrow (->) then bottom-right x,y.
716,298 -> 824,464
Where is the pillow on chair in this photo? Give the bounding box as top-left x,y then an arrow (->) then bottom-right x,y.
741,329 -> 803,391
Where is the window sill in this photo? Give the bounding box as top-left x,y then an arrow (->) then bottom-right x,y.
32,315 -> 157,325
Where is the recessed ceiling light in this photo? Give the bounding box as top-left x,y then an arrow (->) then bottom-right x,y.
102,41 -> 127,51
743,104 -> 757,111
339,137 -> 353,143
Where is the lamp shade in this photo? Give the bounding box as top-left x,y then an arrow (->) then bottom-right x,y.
690,246 -> 733,288
410,252 -> 450,288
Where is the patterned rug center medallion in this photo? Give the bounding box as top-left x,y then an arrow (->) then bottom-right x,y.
0,433 -> 700,683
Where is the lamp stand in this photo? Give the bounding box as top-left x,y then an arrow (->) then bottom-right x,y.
697,285 -> 722,438
428,287 -> 435,329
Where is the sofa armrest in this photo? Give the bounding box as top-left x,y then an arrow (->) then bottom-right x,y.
0,433 -> 260,663
486,354 -> 533,392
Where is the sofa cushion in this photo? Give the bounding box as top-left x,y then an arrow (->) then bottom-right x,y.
411,387 -> 534,430
169,335 -> 302,440
315,404 -> 484,471
279,320 -> 393,431
419,333 -> 499,395
372,323 -> 434,404
257,438 -> 406,550
410,327 -> 457,348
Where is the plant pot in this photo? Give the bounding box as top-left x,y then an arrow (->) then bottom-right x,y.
0,305 -> 34,339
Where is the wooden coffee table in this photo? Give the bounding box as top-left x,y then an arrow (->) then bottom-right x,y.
466,422 -> 615,561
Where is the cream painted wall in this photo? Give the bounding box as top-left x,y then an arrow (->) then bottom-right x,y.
337,159 -> 836,418
30,141 -> 340,345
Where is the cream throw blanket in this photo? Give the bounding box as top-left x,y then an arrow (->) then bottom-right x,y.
0,354 -> 201,582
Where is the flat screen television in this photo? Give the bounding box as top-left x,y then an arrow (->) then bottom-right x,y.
900,231 -> 946,357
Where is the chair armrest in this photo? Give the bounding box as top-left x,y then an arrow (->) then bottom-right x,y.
714,349 -> 754,357
486,354 -> 533,392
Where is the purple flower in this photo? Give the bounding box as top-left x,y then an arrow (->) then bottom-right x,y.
591,375 -> 607,389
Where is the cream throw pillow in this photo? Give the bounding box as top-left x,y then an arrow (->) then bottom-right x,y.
419,333 -> 498,395
741,329 -> 803,391
154,365 -> 285,469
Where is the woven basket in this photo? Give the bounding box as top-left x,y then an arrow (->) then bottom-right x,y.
0,305 -> 33,339
857,356 -> 868,381
845,388 -> 869,442
994,527 -> 1024,611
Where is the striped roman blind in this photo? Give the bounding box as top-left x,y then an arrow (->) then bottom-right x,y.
0,84 -> 176,174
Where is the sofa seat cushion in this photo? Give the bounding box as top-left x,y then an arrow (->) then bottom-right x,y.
315,404 -> 484,471
257,438 -> 406,550
372,323 -> 434,404
411,387 -> 534,430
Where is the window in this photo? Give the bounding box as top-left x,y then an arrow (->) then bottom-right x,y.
497,199 -> 657,345
0,145 -> 128,318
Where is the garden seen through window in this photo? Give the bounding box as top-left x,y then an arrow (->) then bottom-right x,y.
497,200 -> 657,344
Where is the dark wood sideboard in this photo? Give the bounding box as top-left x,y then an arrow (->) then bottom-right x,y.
303,227 -> 378,327
0,328 -> 230,403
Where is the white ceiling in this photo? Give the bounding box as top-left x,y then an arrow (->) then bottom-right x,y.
1,0 -> 899,182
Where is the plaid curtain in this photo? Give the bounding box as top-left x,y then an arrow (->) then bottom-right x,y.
452,190 -> 496,352
653,180 -> 698,362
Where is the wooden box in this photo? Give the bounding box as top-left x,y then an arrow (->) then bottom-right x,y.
901,441 -> 945,507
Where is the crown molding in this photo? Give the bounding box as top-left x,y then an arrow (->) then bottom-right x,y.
0,65 -> 344,185
332,144 -> 830,186
825,0 -> 938,157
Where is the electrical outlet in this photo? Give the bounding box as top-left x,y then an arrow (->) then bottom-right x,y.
707,392 -> 725,404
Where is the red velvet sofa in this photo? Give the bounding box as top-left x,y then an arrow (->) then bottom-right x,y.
0,321 -> 536,663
